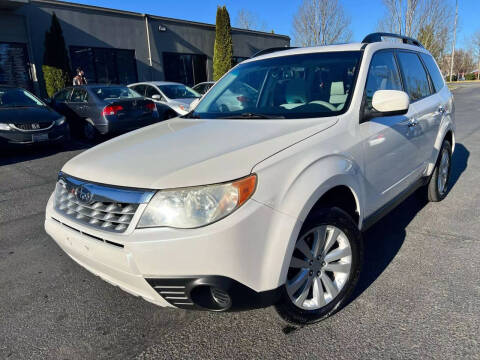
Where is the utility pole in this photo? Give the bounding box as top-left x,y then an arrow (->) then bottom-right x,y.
449,0 -> 458,82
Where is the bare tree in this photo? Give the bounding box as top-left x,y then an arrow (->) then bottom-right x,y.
235,9 -> 267,32
378,0 -> 452,62
472,30 -> 480,80
292,0 -> 352,46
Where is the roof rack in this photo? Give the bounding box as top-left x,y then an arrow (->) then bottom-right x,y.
362,32 -> 424,48
250,47 -> 297,59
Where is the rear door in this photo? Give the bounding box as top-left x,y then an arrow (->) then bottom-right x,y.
69,88 -> 89,119
361,50 -> 419,215
396,51 -> 438,171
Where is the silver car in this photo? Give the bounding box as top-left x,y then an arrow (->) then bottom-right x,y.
128,81 -> 201,115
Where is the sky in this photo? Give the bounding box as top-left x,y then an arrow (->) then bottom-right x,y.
65,0 -> 477,49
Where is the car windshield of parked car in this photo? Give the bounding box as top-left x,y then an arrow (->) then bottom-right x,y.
191,51 -> 361,119
91,86 -> 141,101
0,88 -> 45,108
159,84 -> 200,99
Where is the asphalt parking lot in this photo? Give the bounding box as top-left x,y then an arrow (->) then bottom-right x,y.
1,84 -> 479,360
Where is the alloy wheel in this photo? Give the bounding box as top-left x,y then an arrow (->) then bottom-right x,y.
286,225 -> 352,310
437,148 -> 450,195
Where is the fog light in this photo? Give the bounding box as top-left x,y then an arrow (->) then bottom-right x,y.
210,287 -> 231,309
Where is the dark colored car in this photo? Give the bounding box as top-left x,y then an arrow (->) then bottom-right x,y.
49,85 -> 170,141
0,86 -> 69,147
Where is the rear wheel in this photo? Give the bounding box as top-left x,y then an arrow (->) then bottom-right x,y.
427,140 -> 452,202
275,208 -> 363,325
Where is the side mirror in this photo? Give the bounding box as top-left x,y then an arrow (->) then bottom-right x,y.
151,94 -> 162,101
371,90 -> 409,115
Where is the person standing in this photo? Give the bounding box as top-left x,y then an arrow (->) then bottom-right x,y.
73,68 -> 87,85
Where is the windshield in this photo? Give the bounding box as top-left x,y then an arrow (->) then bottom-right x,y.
192,51 -> 362,119
0,88 -> 45,108
159,84 -> 200,99
91,86 -> 141,101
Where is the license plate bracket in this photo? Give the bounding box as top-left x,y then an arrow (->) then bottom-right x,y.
32,133 -> 49,142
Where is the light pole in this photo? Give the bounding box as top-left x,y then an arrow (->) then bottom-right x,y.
449,0 -> 458,82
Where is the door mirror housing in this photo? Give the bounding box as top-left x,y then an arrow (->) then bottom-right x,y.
371,90 -> 409,115
151,94 -> 162,101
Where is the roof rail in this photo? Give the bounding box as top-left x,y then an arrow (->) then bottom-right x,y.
362,32 -> 424,48
250,47 -> 297,59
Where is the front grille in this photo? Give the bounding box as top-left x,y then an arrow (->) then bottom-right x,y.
54,173 -> 154,233
12,121 -> 54,131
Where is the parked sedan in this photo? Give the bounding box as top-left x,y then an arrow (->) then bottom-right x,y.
128,81 -> 201,115
0,86 -> 69,147
49,85 -> 163,141
192,81 -> 215,95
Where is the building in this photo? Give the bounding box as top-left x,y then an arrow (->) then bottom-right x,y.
0,0 -> 290,95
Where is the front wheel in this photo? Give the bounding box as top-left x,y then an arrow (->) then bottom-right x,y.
274,208 -> 363,325
426,139 -> 452,202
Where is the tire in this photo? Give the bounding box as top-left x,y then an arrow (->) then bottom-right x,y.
83,121 -> 98,142
274,207 -> 363,325
427,140 -> 452,202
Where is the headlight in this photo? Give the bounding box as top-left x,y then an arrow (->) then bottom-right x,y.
55,116 -> 66,126
0,123 -> 12,131
137,174 -> 257,229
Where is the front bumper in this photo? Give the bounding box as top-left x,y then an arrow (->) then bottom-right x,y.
0,123 -> 69,145
45,193 -> 298,310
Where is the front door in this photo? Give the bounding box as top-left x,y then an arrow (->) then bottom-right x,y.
360,50 -> 419,216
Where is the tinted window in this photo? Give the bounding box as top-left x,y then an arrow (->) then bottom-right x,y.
420,53 -> 445,92
0,88 -> 44,107
193,51 -> 362,119
159,84 -> 200,99
365,51 -> 403,110
193,83 -> 207,94
91,86 -> 140,101
145,86 -> 160,98
396,52 -> 431,101
71,88 -> 88,103
54,88 -> 72,102
132,85 -> 146,96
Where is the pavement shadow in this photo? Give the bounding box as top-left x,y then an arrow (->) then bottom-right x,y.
0,139 -> 92,167
348,142 -> 469,304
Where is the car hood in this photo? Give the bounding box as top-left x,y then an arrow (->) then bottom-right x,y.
0,106 -> 61,124
62,117 -> 338,189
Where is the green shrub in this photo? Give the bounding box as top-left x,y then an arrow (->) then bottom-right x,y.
465,73 -> 477,80
213,6 -> 233,81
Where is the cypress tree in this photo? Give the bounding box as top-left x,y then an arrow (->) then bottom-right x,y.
213,6 -> 233,81
42,13 -> 71,97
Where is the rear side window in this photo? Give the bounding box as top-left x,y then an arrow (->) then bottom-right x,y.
420,53 -> 445,92
132,85 -> 146,96
396,52 -> 432,101
145,86 -> 161,98
54,89 -> 72,102
70,88 -> 88,103
365,51 -> 403,110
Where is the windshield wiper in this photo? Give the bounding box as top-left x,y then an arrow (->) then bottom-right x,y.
222,113 -> 285,119
182,111 -> 201,119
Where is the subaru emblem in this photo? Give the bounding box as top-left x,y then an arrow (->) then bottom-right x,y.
75,185 -> 93,204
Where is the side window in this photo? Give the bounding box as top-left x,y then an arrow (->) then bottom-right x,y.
54,89 -> 72,102
145,86 -> 161,99
365,51 -> 403,110
71,88 -> 88,103
396,52 -> 432,101
420,53 -> 445,92
132,85 -> 146,96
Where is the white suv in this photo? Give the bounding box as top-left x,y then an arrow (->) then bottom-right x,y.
45,33 -> 455,325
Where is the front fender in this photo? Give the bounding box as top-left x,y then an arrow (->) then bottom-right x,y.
252,152 -> 364,285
